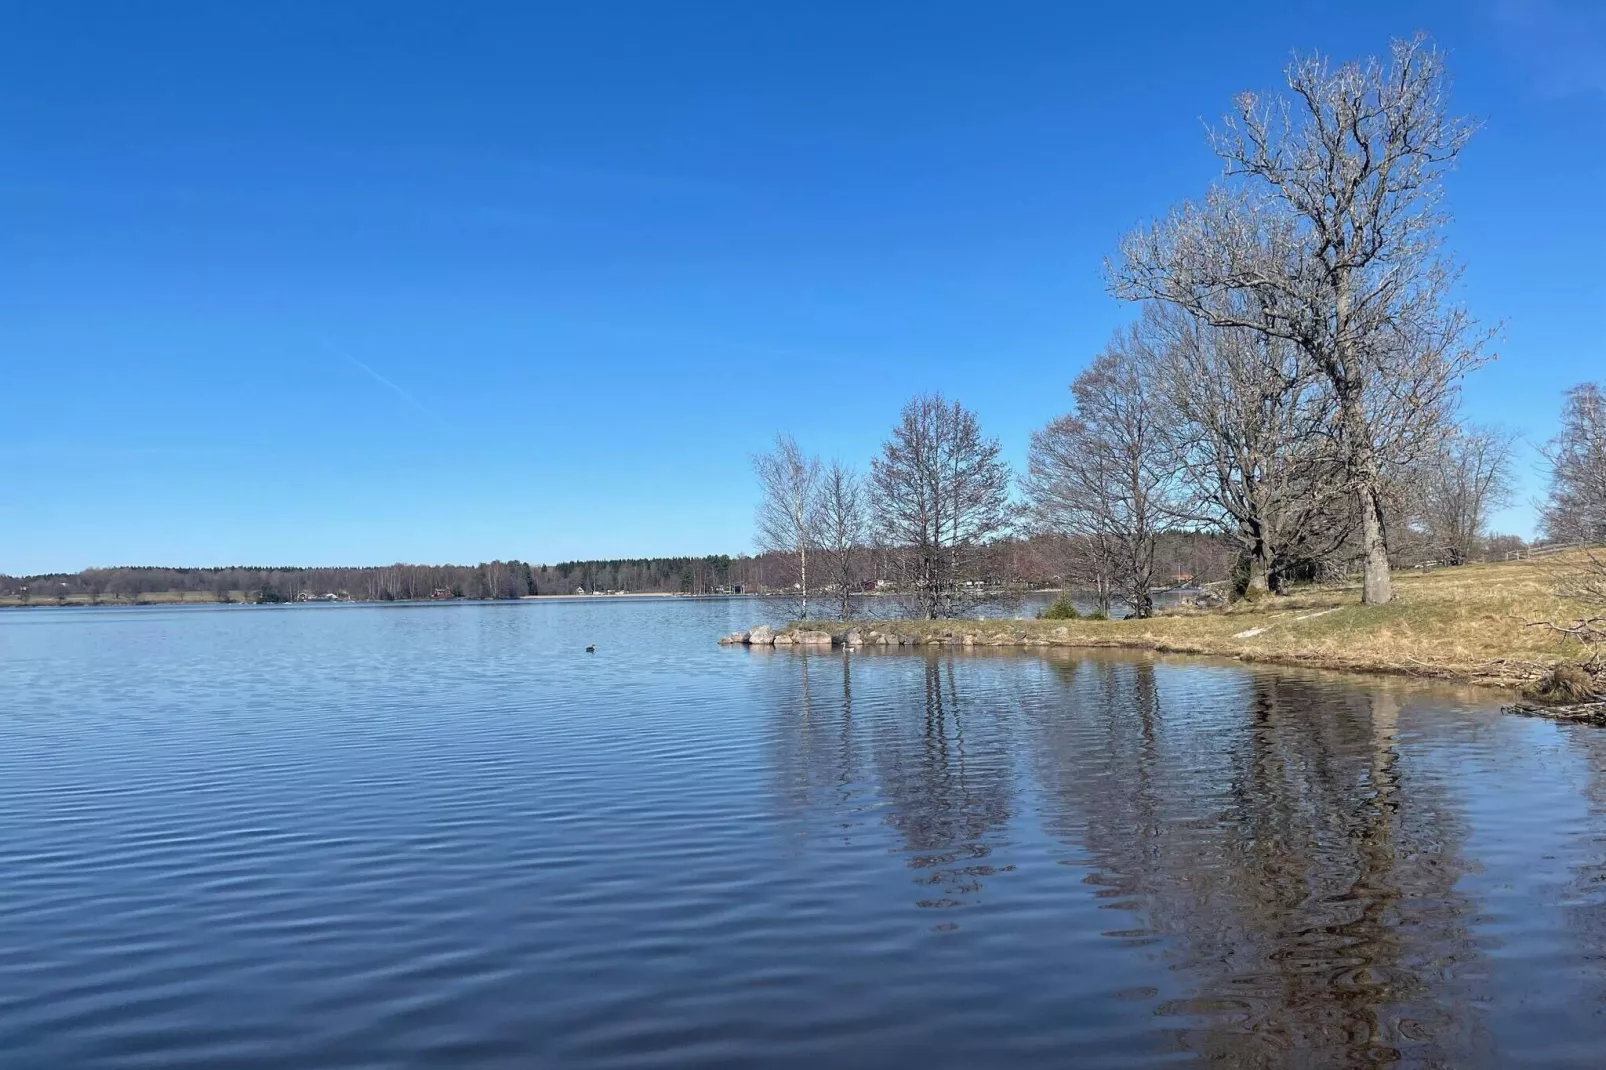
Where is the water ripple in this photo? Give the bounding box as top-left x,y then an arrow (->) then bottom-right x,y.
2,602 -> 1605,1067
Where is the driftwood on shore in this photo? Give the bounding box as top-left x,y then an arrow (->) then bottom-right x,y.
1503,701 -> 1606,725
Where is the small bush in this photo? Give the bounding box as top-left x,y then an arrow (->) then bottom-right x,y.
1037,594 -> 1080,620
1525,663 -> 1601,706
1084,608 -> 1108,621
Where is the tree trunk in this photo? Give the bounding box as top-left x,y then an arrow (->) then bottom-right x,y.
1267,562 -> 1286,595
1332,268 -> 1392,606
1342,396 -> 1392,604
1359,479 -> 1392,604
799,542 -> 808,619
1246,551 -> 1270,593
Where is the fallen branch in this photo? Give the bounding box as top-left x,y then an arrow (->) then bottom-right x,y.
1524,617 -> 1606,644
1504,700 -> 1606,725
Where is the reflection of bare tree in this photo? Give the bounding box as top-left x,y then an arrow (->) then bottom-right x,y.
762,652 -> 1018,915
765,652 -> 870,835
1025,660 -> 1486,1065
873,656 -> 1017,912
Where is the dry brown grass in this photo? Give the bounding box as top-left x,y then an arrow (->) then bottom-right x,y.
1524,663 -> 1601,705
799,554 -> 1605,690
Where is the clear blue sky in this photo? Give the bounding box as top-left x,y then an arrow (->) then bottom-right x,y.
3,1 -> 1601,574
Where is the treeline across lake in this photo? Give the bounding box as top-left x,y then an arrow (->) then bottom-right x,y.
1,562 -> 542,605
0,558 -> 741,605
0,535 -> 1237,607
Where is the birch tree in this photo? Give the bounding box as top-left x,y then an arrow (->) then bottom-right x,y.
752,434 -> 821,618
1111,36 -> 1491,604
870,393 -> 1012,618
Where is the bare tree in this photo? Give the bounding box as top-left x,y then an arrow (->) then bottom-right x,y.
1148,300 -> 1349,593
870,393 -> 1012,619
1025,424 -> 1121,615
1541,383 -> 1606,545
1112,36 -> 1491,604
1413,424 -> 1516,565
752,434 -> 822,618
1025,328 -> 1174,618
816,460 -> 867,621
1530,549 -> 1606,649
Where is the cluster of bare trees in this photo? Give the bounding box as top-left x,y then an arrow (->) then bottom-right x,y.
763,38 -> 1524,619
753,393 -> 1013,620
1102,36 -> 1498,605
1083,35 -> 1497,606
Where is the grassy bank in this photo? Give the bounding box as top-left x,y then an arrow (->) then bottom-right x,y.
787,555 -> 1603,691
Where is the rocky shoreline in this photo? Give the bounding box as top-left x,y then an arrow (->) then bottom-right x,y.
720,622 -> 1092,649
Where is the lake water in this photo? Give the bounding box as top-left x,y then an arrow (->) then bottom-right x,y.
3,598 -> 1605,1068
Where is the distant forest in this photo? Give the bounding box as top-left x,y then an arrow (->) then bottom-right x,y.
0,534 -> 1236,605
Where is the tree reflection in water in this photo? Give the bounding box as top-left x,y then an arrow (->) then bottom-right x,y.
764,648 -> 1517,1064
1026,657 -> 1489,1064
872,656 -> 1017,912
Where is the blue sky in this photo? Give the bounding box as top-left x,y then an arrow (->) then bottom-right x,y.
2,1 -> 1601,573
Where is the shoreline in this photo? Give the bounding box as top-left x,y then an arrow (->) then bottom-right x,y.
727,619 -> 1531,690
720,557 -> 1606,700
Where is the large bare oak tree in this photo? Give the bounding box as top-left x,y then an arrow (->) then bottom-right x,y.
1111,36 -> 1490,603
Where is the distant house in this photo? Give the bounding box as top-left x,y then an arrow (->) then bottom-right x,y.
430,588 -> 453,600
575,586 -> 586,595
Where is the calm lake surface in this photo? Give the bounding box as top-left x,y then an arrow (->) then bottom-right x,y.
3,598 -> 1605,1068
